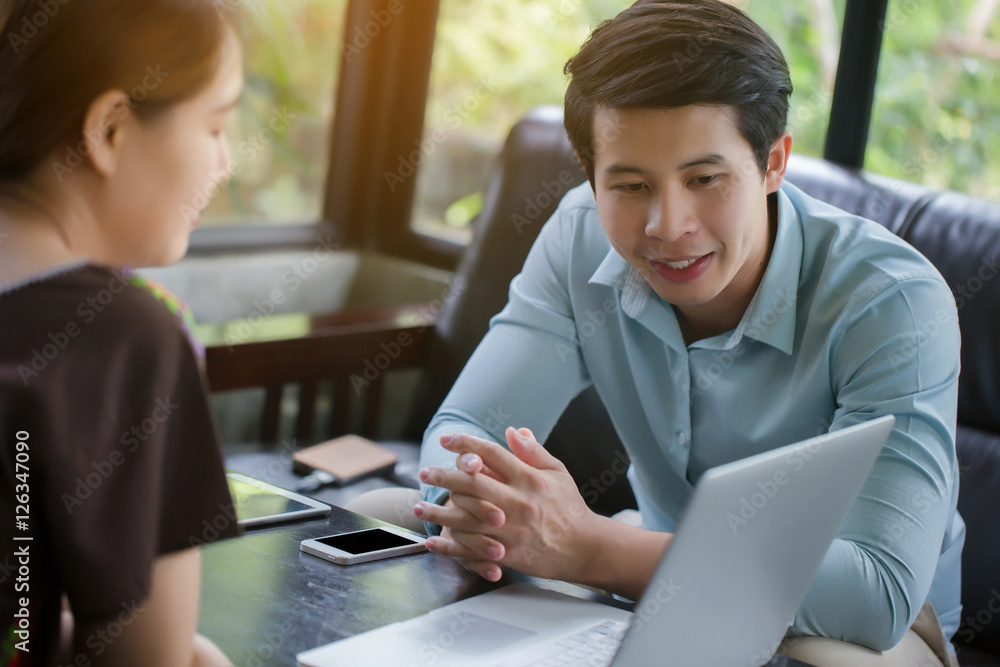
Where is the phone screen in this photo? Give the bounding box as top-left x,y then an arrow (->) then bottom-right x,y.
314,528 -> 421,555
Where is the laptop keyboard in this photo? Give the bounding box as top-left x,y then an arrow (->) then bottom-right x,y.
493,619 -> 628,667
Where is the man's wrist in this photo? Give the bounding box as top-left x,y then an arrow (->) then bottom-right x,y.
569,512 -> 619,587
572,514 -> 671,601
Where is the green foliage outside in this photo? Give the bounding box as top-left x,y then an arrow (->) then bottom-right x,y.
867,0 -> 1000,201
425,0 -> 844,153
206,0 -> 999,231
204,0 -> 347,226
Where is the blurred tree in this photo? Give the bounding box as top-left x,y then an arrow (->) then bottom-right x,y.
202,0 -> 348,227
867,0 -> 1000,201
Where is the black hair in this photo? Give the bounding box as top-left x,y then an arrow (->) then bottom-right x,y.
564,0 -> 792,187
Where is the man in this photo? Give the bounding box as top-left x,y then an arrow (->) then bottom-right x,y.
412,1 -> 964,664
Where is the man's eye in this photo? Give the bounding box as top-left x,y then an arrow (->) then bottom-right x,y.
693,175 -> 719,186
619,183 -> 646,193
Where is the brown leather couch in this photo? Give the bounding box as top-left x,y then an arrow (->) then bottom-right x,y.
403,107 -> 1000,664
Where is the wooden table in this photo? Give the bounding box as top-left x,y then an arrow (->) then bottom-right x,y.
198,503 -> 816,666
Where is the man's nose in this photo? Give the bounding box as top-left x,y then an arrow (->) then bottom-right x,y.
646,189 -> 696,243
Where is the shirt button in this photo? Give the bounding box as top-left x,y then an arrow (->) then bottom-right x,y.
678,432 -> 687,446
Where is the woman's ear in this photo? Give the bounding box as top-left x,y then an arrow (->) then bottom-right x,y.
764,132 -> 793,194
81,90 -> 132,178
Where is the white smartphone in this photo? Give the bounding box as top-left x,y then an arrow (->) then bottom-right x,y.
300,526 -> 427,565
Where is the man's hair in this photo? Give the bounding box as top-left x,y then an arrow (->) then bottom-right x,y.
564,0 -> 793,187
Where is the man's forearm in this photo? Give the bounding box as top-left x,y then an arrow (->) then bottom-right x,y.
571,514 -> 673,601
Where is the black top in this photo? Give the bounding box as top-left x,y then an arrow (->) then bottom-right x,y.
0,264 -> 240,666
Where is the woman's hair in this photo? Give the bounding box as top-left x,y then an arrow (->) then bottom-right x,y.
564,0 -> 793,187
0,0 -> 238,182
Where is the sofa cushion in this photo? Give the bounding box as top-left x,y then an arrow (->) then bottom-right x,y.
785,154 -> 933,236
957,644 -> 1000,666
954,425 -> 1000,655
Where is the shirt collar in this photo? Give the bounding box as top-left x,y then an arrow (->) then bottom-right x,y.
588,187 -> 803,355
589,250 -> 651,319
589,248 -> 631,291
727,187 -> 802,355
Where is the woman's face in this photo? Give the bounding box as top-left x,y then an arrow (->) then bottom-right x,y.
102,29 -> 243,267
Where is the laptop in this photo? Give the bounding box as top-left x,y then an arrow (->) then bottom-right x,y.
297,415 -> 895,667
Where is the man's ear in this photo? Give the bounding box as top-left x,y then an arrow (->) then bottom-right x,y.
81,90 -> 132,178
764,131 -> 793,194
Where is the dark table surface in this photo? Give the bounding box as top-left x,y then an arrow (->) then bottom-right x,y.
198,498 -> 816,667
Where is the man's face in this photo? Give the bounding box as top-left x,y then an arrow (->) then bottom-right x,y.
591,104 -> 787,327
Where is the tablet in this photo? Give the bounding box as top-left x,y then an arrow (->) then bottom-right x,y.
226,472 -> 332,528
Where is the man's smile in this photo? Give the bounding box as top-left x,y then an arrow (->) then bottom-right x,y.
651,253 -> 714,283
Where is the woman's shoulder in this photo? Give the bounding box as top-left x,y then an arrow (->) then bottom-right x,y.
3,263 -> 192,342
1,264 -> 201,391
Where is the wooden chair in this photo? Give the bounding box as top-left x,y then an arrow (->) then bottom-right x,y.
203,304 -> 436,444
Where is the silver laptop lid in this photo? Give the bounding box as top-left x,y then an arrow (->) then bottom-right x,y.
611,415 -> 895,667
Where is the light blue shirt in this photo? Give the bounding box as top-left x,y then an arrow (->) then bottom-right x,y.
420,181 -> 964,651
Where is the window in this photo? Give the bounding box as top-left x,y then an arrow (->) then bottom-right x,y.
409,0 -> 846,244
867,0 -> 1000,201
740,0 -> 846,159
201,0 -> 349,227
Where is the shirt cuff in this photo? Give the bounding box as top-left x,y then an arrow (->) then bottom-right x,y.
420,467 -> 455,536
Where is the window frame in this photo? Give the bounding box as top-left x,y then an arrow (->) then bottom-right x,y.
824,0 -> 889,167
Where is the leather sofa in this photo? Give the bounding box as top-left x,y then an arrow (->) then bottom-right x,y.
402,107 -> 1000,664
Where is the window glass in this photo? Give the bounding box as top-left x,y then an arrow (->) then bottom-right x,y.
411,0 -> 845,242
201,0 -> 348,227
867,0 -> 1000,201
741,0 -> 846,159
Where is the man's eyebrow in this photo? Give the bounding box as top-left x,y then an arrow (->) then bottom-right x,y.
677,153 -> 728,170
603,164 -> 649,175
603,153 -> 729,175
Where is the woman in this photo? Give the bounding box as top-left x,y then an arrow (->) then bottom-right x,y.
1,1 -> 245,664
